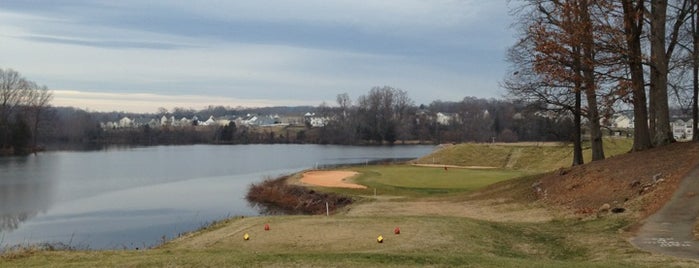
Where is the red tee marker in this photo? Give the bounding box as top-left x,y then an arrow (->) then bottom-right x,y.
394,227 -> 400,234
264,223 -> 270,231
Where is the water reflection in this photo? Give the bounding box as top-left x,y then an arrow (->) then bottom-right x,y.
0,144 -> 433,249
0,156 -> 55,232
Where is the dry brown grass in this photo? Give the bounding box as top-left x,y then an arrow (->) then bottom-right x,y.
345,198 -> 554,223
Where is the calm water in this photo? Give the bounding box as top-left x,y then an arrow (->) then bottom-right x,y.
0,144 -> 433,249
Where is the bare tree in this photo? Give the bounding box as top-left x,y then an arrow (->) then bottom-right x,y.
24,82 -> 54,152
505,0 -> 608,164
0,68 -> 54,154
0,68 -> 30,150
336,93 -> 352,120
356,86 -> 413,144
621,0 -> 653,151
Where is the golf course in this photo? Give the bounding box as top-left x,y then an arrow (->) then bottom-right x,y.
3,138 -> 699,267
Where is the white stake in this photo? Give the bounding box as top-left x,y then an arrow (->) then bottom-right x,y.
326,202 -> 329,216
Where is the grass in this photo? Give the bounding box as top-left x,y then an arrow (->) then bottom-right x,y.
2,215 -> 689,267
416,138 -> 634,172
352,165 -> 527,197
294,165 -> 528,199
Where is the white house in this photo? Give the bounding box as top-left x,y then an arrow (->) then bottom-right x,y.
201,116 -> 216,126
160,115 -> 170,126
303,112 -> 329,127
672,119 -> 694,141
436,112 -> 453,126
309,117 -> 329,127
612,114 -> 634,129
118,117 -> 133,128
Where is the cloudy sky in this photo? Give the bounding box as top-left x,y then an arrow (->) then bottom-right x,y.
0,0 -> 515,113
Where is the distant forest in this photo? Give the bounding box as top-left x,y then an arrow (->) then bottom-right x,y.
1,63 -> 693,158
23,86 -> 580,151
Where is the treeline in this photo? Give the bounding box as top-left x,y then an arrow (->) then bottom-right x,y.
504,0 -> 699,166
28,87 -> 579,148
314,86 -> 575,144
0,68 -> 53,155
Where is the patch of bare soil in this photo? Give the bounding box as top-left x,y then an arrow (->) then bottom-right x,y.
300,170 -> 366,189
534,141 -> 699,219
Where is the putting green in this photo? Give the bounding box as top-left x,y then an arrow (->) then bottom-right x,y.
350,165 -> 527,194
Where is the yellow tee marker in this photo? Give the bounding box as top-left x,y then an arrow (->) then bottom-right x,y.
377,235 -> 384,243
243,233 -> 250,241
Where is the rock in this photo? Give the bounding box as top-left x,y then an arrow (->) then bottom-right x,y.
557,168 -> 569,176
611,207 -> 626,213
629,180 -> 641,188
531,181 -> 545,198
531,181 -> 542,189
652,173 -> 663,183
639,184 -> 654,195
596,203 -> 611,218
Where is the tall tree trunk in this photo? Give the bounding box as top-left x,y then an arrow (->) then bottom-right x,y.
581,0 -> 605,161
573,45 -> 584,166
622,0 -> 653,151
584,82 -> 605,160
574,87 -> 584,165
694,0 -> 699,141
649,0 -> 674,146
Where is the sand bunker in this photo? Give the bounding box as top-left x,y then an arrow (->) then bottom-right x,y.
300,170 -> 366,189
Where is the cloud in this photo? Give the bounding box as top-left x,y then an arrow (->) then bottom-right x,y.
21,35 -> 193,50
52,90 -> 318,113
0,1 -> 515,112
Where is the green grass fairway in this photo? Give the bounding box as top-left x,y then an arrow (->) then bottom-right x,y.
327,165 -> 528,197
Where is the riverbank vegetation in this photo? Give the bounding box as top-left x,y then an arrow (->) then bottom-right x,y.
246,175 -> 353,215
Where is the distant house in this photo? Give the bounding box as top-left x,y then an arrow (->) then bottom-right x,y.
672,119 -> 694,141
160,115 -> 170,126
200,115 -> 216,126
170,117 -> 193,127
118,117 -> 133,128
435,112 -> 453,126
100,121 -> 116,130
239,114 -> 259,126
133,117 -> 158,128
611,114 -> 634,129
304,112 -> 329,127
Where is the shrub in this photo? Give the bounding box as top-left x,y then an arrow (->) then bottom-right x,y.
246,175 -> 353,215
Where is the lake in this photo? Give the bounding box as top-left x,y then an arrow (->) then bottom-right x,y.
0,144 -> 434,249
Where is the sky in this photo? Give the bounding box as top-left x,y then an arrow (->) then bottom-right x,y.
0,0 -> 515,113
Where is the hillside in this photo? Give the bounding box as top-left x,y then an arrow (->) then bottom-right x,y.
414,138 -> 633,172
536,141 -> 699,218
416,139 -> 699,220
